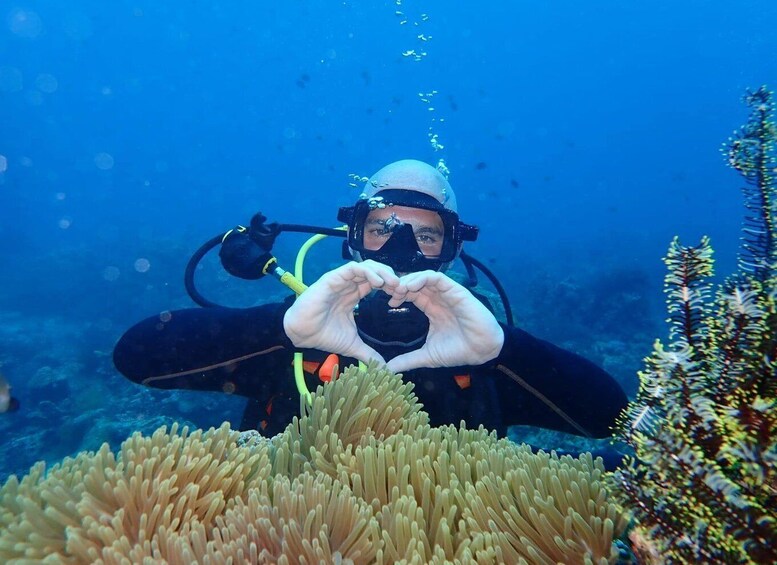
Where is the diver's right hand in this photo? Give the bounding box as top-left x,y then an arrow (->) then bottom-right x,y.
283,260 -> 400,364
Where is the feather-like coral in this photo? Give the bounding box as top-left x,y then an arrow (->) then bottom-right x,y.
613,86 -> 777,564
1,364 -> 627,564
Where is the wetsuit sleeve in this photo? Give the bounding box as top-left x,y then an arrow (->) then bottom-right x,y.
490,325 -> 628,438
113,299 -> 295,398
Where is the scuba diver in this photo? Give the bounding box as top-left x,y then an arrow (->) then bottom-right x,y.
113,159 -> 628,465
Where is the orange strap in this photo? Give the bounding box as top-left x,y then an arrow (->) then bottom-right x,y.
294,353 -> 340,383
454,374 -> 471,389
318,354 -> 339,383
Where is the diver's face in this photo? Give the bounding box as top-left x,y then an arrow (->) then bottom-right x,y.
363,205 -> 445,257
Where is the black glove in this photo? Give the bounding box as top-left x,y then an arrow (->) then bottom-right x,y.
219,213 -> 280,280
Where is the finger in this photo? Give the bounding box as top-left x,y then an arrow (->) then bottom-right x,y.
407,291 -> 433,311
404,271 -> 453,295
361,259 -> 399,279
346,262 -> 399,291
322,263 -> 364,293
355,278 -> 379,300
397,271 -> 432,292
360,260 -> 401,289
386,349 -> 431,373
390,280 -> 433,311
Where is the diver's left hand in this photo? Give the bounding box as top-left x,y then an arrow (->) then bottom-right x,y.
385,271 -> 505,373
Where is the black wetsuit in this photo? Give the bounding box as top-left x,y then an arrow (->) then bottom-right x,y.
113,294 -> 628,443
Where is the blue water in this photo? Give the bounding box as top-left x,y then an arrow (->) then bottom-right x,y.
1,0 -> 776,481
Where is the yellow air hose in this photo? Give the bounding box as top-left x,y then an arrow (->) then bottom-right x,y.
289,227 -> 365,405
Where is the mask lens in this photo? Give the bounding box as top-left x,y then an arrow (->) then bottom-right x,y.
361,207 -> 445,257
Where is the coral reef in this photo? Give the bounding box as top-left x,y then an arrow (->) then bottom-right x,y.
612,86 -> 777,563
519,266 -> 658,398
1,364 -> 628,564
0,309 -> 247,483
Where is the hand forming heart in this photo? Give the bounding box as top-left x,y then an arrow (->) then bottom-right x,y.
283,260 -> 505,372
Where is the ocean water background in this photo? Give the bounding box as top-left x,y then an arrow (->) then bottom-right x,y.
1,0 -> 776,482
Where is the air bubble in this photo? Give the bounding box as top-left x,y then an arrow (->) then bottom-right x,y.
8,9 -> 43,39
94,152 -> 114,170
134,258 -> 151,273
103,266 -> 120,281
35,73 -> 58,93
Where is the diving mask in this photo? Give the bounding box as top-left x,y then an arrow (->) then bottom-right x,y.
338,189 -> 478,272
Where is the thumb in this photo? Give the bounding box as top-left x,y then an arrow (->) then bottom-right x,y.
348,341 -> 387,367
386,349 -> 430,374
